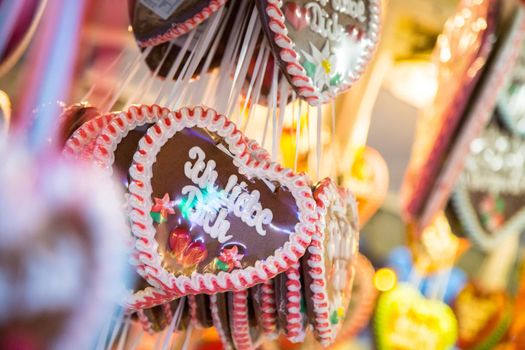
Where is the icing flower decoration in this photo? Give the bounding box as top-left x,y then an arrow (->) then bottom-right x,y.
168,227 -> 207,268
215,246 -> 244,272
151,193 -> 176,223
301,42 -> 340,92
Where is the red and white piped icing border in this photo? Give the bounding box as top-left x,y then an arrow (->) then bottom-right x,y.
230,290 -> 256,350
261,0 -> 381,105
136,0 -> 228,47
260,280 -> 279,340
307,178 -> 359,345
93,104 -> 168,174
63,113 -> 115,160
283,263 -> 306,343
128,105 -> 317,296
210,294 -> 233,350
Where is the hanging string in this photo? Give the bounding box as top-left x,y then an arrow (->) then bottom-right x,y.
81,50 -> 125,102
316,105 -> 322,180
124,42 -> 175,107
160,298 -> 186,350
242,44 -> 270,133
294,98 -> 301,173
115,317 -> 131,350
102,47 -> 153,112
181,325 -> 194,350
153,30 -> 197,105
275,79 -> 290,161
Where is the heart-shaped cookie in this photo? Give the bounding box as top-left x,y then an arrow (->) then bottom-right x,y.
452,123 -> 525,251
401,0 -> 498,223
129,0 -> 228,47
128,105 -> 316,296
256,0 -> 381,105
454,283 -> 512,350
0,141 -> 128,350
375,284 -> 458,350
302,178 -> 359,345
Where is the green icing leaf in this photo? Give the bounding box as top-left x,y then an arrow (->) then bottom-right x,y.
150,212 -> 167,224
330,310 -> 339,325
216,259 -> 230,272
330,73 -> 341,86
302,60 -> 317,79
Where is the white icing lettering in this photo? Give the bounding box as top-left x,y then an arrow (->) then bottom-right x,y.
181,146 -> 274,243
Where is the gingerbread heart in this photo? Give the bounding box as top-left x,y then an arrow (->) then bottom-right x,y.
127,105 -> 317,296
375,284 -> 458,350
256,0 -> 381,105
0,140 -> 128,350
129,0 -> 228,47
401,0 -> 499,223
454,283 -> 512,350
301,177 -> 359,345
452,122 -> 525,251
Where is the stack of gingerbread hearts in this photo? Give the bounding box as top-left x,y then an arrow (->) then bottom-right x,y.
62,103 -> 360,348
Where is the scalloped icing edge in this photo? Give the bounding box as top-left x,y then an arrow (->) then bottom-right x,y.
63,113 -> 115,160
452,182 -> 525,252
258,0 -> 381,106
282,262 -> 306,343
136,0 -> 228,47
259,279 -> 279,340
127,104 -> 317,297
87,103 -> 288,309
230,290 -> 255,350
306,177 -> 359,345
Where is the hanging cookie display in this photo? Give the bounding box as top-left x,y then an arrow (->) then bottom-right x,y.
301,178 -> 359,345
128,0 -> 229,47
454,283 -> 513,350
374,284 -> 458,350
127,105 -> 317,296
256,0 -> 381,105
452,121 -> 525,251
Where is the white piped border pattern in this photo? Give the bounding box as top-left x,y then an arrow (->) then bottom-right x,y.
305,177 -> 359,346
128,105 -> 317,296
259,0 -> 381,105
136,0 -> 228,47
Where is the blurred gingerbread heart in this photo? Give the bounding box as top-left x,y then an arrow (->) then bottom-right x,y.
129,0 -> 228,47
454,283 -> 512,350
375,284 -> 458,350
256,0 -> 381,105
